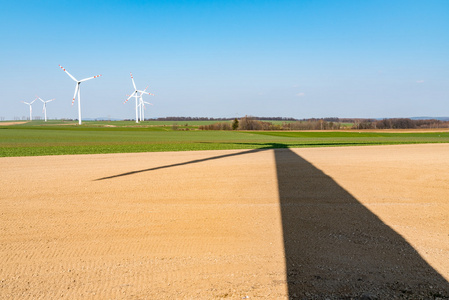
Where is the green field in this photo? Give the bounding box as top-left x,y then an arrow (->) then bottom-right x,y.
1,121 -> 449,157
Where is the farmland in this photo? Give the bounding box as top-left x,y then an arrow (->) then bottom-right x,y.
1,120 -> 449,298
1,144 -> 449,298
1,121 -> 449,157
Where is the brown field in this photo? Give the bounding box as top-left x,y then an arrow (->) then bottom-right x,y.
0,121 -> 28,126
1,144 -> 448,299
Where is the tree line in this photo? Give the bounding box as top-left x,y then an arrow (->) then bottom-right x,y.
353,118 -> 449,129
155,116 -> 297,121
199,116 -> 449,131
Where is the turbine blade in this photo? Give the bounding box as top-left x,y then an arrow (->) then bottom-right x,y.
59,65 -> 78,82
124,91 -> 135,104
79,74 -> 102,82
138,90 -> 154,96
130,72 -> 136,90
72,84 -> 79,106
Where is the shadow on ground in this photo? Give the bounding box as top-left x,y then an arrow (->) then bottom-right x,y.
275,147 -> 449,299
95,145 -> 449,298
95,148 -> 264,181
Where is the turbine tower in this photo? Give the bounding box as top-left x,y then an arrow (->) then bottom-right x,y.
59,65 -> 102,125
21,98 -> 36,121
137,85 -> 154,121
140,99 -> 153,121
124,73 -> 153,123
38,97 -> 55,122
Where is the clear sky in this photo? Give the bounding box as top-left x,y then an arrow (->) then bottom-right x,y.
0,0 -> 448,120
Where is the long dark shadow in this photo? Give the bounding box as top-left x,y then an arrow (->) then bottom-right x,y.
94,145 -> 449,298
274,148 -> 449,298
94,148 -> 266,181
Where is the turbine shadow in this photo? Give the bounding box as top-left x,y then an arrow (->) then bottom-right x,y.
94,145 -> 449,298
94,148 -> 266,181
274,148 -> 449,298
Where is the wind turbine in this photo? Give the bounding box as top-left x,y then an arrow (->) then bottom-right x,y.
124,92 -> 151,122
137,85 -> 148,122
137,85 -> 154,121
21,98 -> 37,121
124,73 -> 153,123
59,65 -> 102,125
38,97 -> 55,122
140,99 -> 153,121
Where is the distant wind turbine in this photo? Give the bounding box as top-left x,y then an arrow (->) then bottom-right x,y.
21,98 -> 37,121
139,98 -> 153,121
124,73 -> 153,123
137,85 -> 154,121
38,97 -> 55,122
59,65 -> 102,125
125,90 -> 153,122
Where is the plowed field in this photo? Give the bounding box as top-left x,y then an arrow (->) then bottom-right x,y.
1,144 -> 448,299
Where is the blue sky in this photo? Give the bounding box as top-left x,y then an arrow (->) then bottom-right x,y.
0,0 -> 448,120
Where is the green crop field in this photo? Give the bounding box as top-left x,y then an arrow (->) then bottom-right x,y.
1,121 -> 449,157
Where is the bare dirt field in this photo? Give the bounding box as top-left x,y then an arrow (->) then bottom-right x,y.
1,144 -> 448,299
0,121 -> 28,126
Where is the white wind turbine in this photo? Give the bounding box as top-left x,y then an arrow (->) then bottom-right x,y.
21,98 -> 37,121
137,85 -> 148,122
38,97 -> 55,122
139,97 -> 153,121
125,92 -> 152,122
59,65 -> 102,125
137,85 -> 154,121
124,73 -> 153,123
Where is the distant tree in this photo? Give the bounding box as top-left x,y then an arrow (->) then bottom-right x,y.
232,118 -> 239,130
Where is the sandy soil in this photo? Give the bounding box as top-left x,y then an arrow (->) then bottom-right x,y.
0,121 -> 28,126
1,144 -> 448,299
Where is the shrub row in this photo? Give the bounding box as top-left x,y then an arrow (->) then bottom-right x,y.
199,116 -> 449,131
